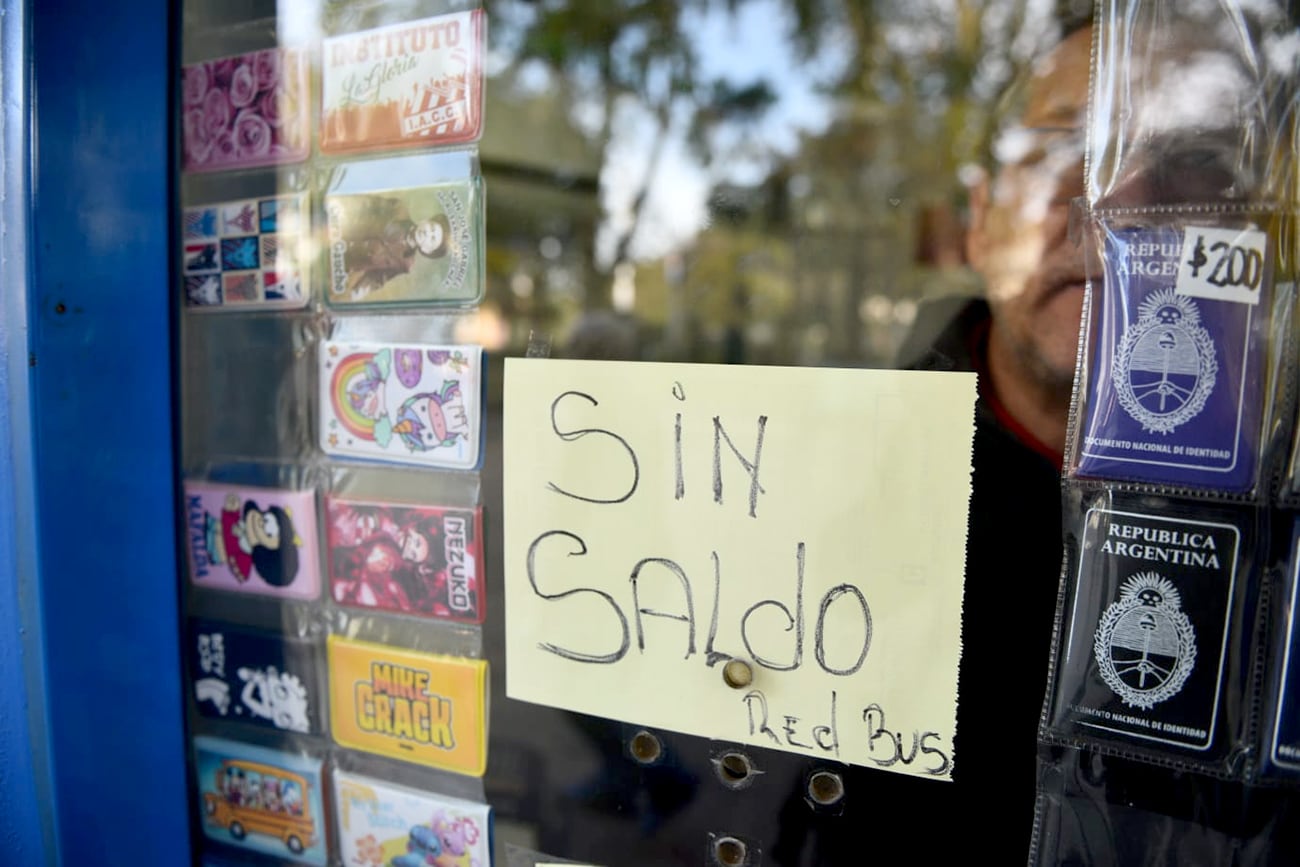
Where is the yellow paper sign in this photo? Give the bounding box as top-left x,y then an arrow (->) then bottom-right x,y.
504,358 -> 976,781
328,636 -> 488,776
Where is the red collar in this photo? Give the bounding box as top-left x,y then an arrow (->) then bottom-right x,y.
968,318 -> 1064,470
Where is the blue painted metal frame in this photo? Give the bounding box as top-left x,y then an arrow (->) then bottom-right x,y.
22,0 -> 191,862
1,0 -> 55,861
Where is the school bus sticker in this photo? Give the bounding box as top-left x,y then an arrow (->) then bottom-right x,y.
328,635 -> 488,775
193,735 -> 326,865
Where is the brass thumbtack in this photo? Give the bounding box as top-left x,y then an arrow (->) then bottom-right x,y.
722,659 -> 753,689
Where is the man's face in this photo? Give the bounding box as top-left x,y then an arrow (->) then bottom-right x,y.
968,26 -> 1092,388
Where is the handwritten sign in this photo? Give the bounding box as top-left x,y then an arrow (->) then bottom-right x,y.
503,359 -> 975,780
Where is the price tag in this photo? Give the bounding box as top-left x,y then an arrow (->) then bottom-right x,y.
1176,226 -> 1268,306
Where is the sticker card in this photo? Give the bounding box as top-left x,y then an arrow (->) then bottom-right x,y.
319,342 -> 483,470
1052,507 -> 1240,752
1268,520 -> 1300,773
184,481 -> 321,601
328,636 -> 488,775
326,496 -> 484,623
182,47 -> 309,173
321,11 -> 485,154
187,619 -> 324,734
334,770 -> 492,867
325,181 -> 482,307
182,193 -> 309,310
193,736 -> 326,865
1077,225 -> 1269,490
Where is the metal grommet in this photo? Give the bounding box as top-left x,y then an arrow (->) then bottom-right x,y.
722,659 -> 753,689
714,751 -> 754,789
629,729 -> 662,764
713,836 -> 748,866
807,770 -> 845,807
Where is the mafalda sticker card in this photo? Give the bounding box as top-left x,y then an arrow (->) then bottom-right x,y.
325,181 -> 482,307
187,619 -> 324,735
320,10 -> 485,154
326,496 -> 484,623
1051,506 -> 1241,754
183,193 -> 309,309
193,735 -> 326,865
328,636 -> 488,776
320,342 -> 483,470
1077,224 -> 1270,491
334,771 -> 492,867
184,481 -> 321,601
182,47 -> 309,173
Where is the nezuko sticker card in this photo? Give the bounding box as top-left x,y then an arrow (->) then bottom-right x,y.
325,180 -> 482,307
1076,224 -> 1270,491
326,497 -> 484,623
187,619 -> 324,735
1051,505 -> 1241,754
319,341 -> 483,470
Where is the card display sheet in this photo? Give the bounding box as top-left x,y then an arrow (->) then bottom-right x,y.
179,4 -> 492,867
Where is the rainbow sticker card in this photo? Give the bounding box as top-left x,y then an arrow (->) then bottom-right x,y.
319,341 -> 483,470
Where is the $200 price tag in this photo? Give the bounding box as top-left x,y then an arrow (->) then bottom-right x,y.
1176,226 -> 1268,306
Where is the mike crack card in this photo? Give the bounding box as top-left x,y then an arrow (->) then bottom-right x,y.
183,193 -> 309,309
326,180 -> 482,307
1077,223 -> 1270,491
328,636 -> 489,776
321,10 -> 485,154
333,771 -> 492,867
184,481 -> 322,601
319,341 -> 484,470
326,496 -> 484,623
182,46 -> 309,172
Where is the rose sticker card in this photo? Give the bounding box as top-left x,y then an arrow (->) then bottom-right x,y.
326,496 -> 484,623
334,771 -> 492,867
183,194 -> 309,309
193,735 -> 326,865
182,47 -> 309,172
321,10 -> 485,154
184,481 -> 321,601
1050,506 -> 1241,755
328,636 -> 488,775
1076,224 -> 1270,491
326,181 -> 482,307
187,619 -> 323,735
319,341 -> 483,470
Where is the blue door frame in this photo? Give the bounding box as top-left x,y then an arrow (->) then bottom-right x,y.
2,0 -> 191,862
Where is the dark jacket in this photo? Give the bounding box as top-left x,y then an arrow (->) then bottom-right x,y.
766,297 -> 1066,864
